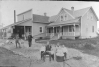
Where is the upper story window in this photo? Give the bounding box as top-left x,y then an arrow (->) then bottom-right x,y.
40,27 -> 43,33
60,15 -> 64,21
23,15 -> 24,20
90,14 -> 93,20
64,14 -> 68,21
86,28 -> 88,32
87,12 -> 93,20
60,14 -> 68,21
92,26 -> 94,32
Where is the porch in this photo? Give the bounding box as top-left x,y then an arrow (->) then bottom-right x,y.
12,26 -> 32,39
46,24 -> 80,39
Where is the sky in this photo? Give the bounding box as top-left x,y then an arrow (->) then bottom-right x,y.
1,1 -> 99,28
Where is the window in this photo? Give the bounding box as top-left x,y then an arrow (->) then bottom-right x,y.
86,28 -> 88,32
23,15 -> 24,20
90,14 -> 93,20
87,12 -> 93,20
60,14 -> 68,21
60,15 -> 64,21
40,27 -> 42,32
64,14 -> 68,21
92,26 -> 94,32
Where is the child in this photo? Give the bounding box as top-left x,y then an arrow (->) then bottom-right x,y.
61,45 -> 68,60
40,44 -> 46,61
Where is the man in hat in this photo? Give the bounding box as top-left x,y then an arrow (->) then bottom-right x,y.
27,33 -> 33,47
43,41 -> 52,61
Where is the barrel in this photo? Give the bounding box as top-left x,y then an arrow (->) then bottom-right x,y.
56,53 -> 64,62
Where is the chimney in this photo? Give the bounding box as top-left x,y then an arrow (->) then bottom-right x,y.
71,6 -> 74,15
44,13 -> 47,16
14,10 -> 16,23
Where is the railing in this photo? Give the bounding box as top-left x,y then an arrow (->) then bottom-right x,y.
63,32 -> 74,36
63,32 -> 80,36
46,32 -> 80,38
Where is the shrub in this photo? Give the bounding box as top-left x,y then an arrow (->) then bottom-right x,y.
84,43 -> 95,50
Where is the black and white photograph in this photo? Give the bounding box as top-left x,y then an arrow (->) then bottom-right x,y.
0,0 -> 99,67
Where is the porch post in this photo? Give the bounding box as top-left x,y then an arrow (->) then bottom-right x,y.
53,27 -> 54,36
24,26 -> 25,34
74,24 -> 75,36
45,26 -> 48,36
60,26 -> 62,35
58,26 -> 62,38
24,26 -> 26,40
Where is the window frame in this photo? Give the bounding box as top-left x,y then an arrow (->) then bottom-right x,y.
60,15 -> 64,21
40,27 -> 43,33
64,14 -> 68,21
90,14 -> 93,20
23,15 -> 24,20
60,14 -> 68,21
92,26 -> 94,32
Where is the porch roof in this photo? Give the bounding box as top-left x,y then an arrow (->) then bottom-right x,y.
47,18 -> 80,27
0,18 -> 32,30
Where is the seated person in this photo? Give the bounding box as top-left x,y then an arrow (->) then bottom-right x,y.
56,45 -> 64,62
43,41 -> 52,61
50,44 -> 56,61
40,44 -> 46,61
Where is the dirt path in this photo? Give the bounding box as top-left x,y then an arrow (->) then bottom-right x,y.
0,39 -> 99,67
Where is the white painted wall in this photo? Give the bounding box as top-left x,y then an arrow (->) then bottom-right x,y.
81,9 -> 98,38
17,9 -> 32,22
33,22 -> 48,36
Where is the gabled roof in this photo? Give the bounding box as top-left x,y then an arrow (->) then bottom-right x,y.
49,8 -> 75,22
73,7 -> 91,17
64,8 -> 73,16
33,14 -> 50,23
49,6 -> 98,22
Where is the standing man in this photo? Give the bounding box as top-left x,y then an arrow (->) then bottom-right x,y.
28,33 -> 33,47
15,34 -> 21,48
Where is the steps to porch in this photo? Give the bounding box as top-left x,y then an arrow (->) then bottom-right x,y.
50,35 -> 59,40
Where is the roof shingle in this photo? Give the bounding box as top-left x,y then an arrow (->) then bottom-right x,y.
33,14 -> 50,23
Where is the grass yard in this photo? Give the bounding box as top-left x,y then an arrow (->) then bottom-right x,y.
36,36 -> 99,57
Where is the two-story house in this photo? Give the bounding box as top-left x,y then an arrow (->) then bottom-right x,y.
46,6 -> 98,39
1,6 -> 98,40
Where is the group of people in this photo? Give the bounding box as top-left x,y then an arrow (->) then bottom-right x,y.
15,33 -> 33,48
40,42 -> 68,62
